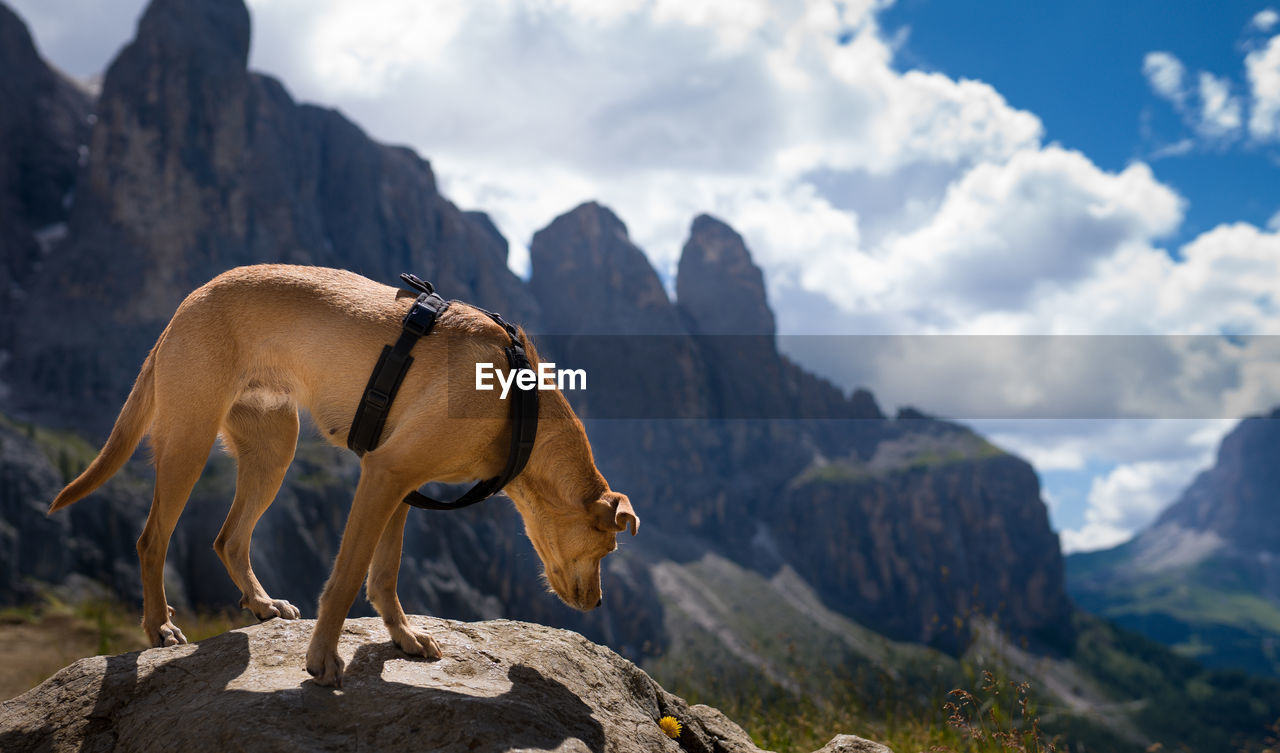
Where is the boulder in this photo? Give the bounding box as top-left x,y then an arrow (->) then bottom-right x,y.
0,616 -> 892,753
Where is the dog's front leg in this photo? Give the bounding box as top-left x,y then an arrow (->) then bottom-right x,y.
367,502 -> 442,660
305,466 -> 408,687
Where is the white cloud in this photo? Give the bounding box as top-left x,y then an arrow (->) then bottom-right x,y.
1196,72 -> 1243,138
1247,34 -> 1280,140
1253,9 -> 1279,32
1061,456 -> 1213,553
1142,52 -> 1243,141
982,419 -> 1232,474
1143,51 -> 1186,105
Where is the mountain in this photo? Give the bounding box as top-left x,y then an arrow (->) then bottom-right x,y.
0,3 -> 92,355
5,0 -> 533,428
1068,408 -> 1280,676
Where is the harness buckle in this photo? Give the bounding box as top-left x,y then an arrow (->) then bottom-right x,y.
402,298 -> 441,336
365,389 -> 390,410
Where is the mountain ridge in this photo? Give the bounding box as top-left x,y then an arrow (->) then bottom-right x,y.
1067,408 -> 1280,676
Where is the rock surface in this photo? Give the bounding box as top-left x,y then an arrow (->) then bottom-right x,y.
0,616 -> 890,753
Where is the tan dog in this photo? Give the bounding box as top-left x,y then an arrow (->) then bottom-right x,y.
48,264 -> 638,687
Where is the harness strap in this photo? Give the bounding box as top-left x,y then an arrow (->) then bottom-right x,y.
346,273 -> 539,512
347,282 -> 449,456
405,310 -> 539,511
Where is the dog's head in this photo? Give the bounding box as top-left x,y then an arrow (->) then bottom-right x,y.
488,326 -> 638,610
506,482 -> 638,611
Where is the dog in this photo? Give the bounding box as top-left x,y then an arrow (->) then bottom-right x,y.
48,264 -> 638,687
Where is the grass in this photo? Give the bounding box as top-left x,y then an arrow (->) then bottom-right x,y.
0,591 -> 256,701
665,662 -> 1061,753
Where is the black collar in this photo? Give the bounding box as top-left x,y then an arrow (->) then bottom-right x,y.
348,273 -> 539,511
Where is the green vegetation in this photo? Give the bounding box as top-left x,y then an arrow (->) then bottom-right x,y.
1069,612 -> 1280,752
663,661 -> 1064,753
1086,576 -> 1280,636
1070,553 -> 1280,677
0,589 -> 256,701
794,433 -> 1007,487
0,412 -> 101,483
794,461 -> 874,485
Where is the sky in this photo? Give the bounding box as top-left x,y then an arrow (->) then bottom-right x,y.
10,0 -> 1280,553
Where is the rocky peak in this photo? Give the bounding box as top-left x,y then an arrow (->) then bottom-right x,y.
1151,408 -> 1280,553
676,214 -> 775,337
529,201 -> 683,334
132,0 -> 250,67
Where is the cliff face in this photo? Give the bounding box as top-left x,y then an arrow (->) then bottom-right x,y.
0,4 -> 92,349
1067,409 -> 1280,675
6,0 -> 534,428
0,0 -> 1071,669
776,444 -> 1070,650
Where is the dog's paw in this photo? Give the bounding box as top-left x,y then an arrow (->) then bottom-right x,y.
242,596 -> 301,621
389,624 -> 443,660
146,620 -> 187,648
306,646 -> 345,688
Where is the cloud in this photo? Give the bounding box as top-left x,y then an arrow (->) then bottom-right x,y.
1253,9 -> 1279,33
1196,72 -> 1243,137
1143,51 -> 1187,105
1247,34 -> 1280,140
1061,456 -> 1214,553
1142,52 -> 1243,141
4,0 -> 147,80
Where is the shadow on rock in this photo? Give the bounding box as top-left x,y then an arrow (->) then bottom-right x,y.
4,629 -> 606,753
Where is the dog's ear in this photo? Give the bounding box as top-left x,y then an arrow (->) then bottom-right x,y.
615,493 -> 639,536
591,492 -> 639,536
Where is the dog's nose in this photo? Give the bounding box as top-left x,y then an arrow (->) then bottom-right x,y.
595,597 -> 602,609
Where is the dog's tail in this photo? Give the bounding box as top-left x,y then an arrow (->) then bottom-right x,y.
48,348 -> 158,514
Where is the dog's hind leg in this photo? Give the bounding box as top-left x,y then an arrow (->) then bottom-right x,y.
367,503 -> 442,660
138,416 -> 222,647
215,402 -> 301,621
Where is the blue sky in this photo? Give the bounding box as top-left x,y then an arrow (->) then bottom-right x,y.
10,0 -> 1280,552
882,0 -> 1280,241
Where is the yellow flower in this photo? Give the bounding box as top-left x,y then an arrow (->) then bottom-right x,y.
658,715 -> 682,739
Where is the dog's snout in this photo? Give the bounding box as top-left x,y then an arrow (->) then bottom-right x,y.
594,597 -> 602,609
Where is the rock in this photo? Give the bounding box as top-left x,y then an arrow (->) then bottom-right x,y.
529,201 -> 684,336
0,616 -> 891,753
775,441 -> 1074,652
676,214 -> 775,337
812,734 -> 894,753
0,3 -> 92,347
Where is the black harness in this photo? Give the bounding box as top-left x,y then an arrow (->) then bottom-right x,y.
347,273 -> 539,511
